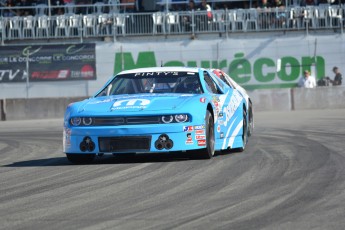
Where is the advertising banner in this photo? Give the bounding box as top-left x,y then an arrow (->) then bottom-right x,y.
105,35 -> 345,90
0,44 -> 96,83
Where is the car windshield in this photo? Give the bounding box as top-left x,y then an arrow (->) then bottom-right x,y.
96,71 -> 203,97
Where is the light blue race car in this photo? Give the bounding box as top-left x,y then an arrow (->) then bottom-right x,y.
63,67 -> 254,164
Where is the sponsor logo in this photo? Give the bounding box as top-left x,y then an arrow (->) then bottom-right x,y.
31,70 -> 70,79
186,133 -> 193,144
0,69 -> 24,81
66,45 -> 86,54
183,126 -> 194,132
22,46 -> 42,56
200,97 -> 206,103
197,140 -> 206,146
80,65 -> 95,78
88,98 -> 114,104
195,130 -> 205,135
194,125 -> 205,130
223,90 -> 242,126
195,135 -> 206,140
114,51 -> 326,89
112,99 -> 150,110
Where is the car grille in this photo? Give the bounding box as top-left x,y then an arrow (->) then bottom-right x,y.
98,136 -> 151,152
93,116 -> 160,126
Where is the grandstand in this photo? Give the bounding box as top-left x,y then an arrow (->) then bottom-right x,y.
0,0 -> 344,43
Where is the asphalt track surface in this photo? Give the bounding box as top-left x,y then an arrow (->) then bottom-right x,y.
1,109 -> 345,230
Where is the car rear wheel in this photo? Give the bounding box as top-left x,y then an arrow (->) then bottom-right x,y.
248,102 -> 254,137
66,153 -> 95,164
200,110 -> 215,159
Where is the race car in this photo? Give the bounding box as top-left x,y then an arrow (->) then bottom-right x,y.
63,67 -> 254,164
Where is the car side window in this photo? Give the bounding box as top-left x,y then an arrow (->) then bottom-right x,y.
221,72 -> 236,89
204,72 -> 221,94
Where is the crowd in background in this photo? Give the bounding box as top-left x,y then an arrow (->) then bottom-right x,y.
1,0 -> 345,17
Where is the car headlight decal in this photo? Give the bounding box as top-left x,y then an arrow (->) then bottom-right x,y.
175,114 -> 188,123
162,115 -> 174,123
70,117 -> 81,126
82,117 -> 93,126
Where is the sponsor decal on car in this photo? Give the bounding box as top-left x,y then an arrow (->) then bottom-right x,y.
183,126 -> 194,132
134,72 -> 179,76
197,140 -> 206,146
218,120 -> 224,125
194,125 -> 205,130
88,98 -> 115,104
195,130 -> 205,135
186,133 -> 194,145
223,90 -> 242,126
195,135 -> 206,140
111,99 -> 150,110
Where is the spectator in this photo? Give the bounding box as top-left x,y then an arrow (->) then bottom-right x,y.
298,70 -> 317,88
257,0 -> 272,29
258,0 -> 271,9
199,0 -> 211,11
3,0 -> 18,17
199,0 -> 212,21
329,66 -> 342,86
16,0 -> 33,16
51,0 -> 65,15
185,0 -> 197,11
181,0 -> 197,32
75,0 -> 90,14
272,0 -> 286,28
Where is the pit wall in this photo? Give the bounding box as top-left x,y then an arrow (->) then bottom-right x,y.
1,87 -> 344,121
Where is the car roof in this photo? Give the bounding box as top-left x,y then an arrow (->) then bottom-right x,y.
118,66 -> 203,75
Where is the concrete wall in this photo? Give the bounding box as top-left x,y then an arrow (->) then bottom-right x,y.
0,97 -> 86,121
293,87 -> 345,110
1,87 -> 344,121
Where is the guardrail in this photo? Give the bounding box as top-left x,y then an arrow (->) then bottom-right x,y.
1,4 -> 344,43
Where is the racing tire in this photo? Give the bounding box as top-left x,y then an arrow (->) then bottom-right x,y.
248,102 -> 254,137
66,153 -> 96,164
200,110 -> 215,159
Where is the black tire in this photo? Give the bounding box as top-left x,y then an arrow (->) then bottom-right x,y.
200,110 -> 215,159
66,153 -> 95,164
248,102 -> 254,137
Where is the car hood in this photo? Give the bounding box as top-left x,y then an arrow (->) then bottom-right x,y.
77,94 -> 201,114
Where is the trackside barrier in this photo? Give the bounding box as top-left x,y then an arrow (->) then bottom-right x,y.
249,86 -> 345,111
0,99 -> 6,121
0,87 -> 345,121
0,97 -> 86,121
